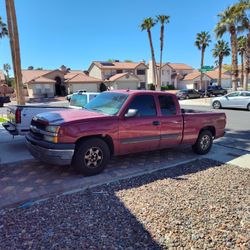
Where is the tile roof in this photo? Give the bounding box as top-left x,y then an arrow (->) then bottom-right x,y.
168,63 -> 193,70
65,72 -> 102,83
92,61 -> 147,70
32,76 -> 56,83
205,70 -> 231,79
108,73 -> 140,82
22,70 -> 52,83
183,71 -> 201,80
183,70 -> 231,81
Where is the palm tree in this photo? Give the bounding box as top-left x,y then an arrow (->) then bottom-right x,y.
3,63 -> 11,85
237,36 -> 247,87
195,31 -> 211,89
156,15 -> 170,90
141,18 -> 157,89
215,5 -> 243,91
0,16 -> 8,39
5,0 -> 25,104
235,0 -> 250,90
212,40 -> 230,86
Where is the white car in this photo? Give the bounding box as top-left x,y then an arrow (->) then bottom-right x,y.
212,91 -> 250,111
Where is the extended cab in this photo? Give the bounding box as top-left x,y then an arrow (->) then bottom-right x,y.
26,90 -> 226,176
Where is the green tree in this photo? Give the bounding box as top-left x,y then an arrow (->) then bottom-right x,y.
3,63 -> 11,86
215,4 -> 244,91
212,40 -> 230,86
156,15 -> 170,90
195,31 -> 211,89
140,17 -> 157,89
0,16 -> 8,39
237,36 -> 247,87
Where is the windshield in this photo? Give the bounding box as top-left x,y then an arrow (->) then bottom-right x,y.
84,92 -> 128,115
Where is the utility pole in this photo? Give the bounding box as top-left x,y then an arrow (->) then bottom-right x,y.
5,0 -> 25,105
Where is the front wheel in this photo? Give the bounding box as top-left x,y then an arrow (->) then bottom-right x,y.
72,138 -> 110,176
185,95 -> 190,99
212,101 -> 221,109
192,130 -> 213,155
247,103 -> 250,111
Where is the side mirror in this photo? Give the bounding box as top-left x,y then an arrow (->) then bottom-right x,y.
125,109 -> 138,118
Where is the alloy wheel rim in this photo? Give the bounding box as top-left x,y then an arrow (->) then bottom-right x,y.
214,102 -> 220,108
200,135 -> 211,150
84,147 -> 103,168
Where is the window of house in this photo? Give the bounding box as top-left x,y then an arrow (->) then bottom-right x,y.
127,95 -> 156,117
137,69 -> 145,75
161,70 -> 164,75
116,70 -> 123,74
158,95 -> 176,116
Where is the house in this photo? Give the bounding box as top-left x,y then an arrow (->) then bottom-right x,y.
148,61 -> 194,88
180,70 -> 231,90
22,68 -> 103,98
64,70 -> 102,93
88,60 -> 148,90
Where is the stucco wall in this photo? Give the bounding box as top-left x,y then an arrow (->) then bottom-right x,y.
89,64 -> 102,79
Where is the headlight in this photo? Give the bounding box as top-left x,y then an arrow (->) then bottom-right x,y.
45,125 -> 60,134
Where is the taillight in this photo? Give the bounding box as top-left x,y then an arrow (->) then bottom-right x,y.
15,108 -> 21,124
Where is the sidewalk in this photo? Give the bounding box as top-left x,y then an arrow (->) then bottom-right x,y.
179,97 -> 213,106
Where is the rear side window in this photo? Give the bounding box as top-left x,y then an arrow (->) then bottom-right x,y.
128,95 -> 156,117
159,95 -> 176,116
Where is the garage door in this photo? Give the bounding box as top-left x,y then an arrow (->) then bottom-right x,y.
116,81 -> 138,90
72,83 -> 98,93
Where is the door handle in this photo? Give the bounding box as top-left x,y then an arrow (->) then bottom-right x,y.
152,121 -> 160,126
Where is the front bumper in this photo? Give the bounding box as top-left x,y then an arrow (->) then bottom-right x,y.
26,135 -> 75,166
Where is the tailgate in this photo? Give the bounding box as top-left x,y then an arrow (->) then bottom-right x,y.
7,105 -> 17,124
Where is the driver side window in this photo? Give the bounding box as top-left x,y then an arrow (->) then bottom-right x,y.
227,92 -> 239,97
127,95 -> 157,117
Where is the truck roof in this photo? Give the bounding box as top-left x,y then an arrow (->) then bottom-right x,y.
109,89 -> 176,97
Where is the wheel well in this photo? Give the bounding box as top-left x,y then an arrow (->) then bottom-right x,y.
75,135 -> 114,155
199,126 -> 216,138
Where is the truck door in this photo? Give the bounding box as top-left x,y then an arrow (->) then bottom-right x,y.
158,95 -> 183,148
119,94 -> 160,154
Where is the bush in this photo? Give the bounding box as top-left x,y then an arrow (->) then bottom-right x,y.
161,85 -> 175,91
148,83 -> 156,90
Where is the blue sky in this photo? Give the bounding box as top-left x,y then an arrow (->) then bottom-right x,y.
0,0 -> 241,73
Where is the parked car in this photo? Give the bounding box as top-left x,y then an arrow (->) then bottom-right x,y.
176,89 -> 201,99
2,92 -> 99,136
199,85 -> 227,97
212,91 -> 250,110
26,90 -> 226,176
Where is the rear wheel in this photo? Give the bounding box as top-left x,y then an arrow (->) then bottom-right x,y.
186,95 -> 190,99
192,130 -> 213,155
72,138 -> 110,176
212,101 -> 221,109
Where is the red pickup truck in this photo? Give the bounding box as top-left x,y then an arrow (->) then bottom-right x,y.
26,90 -> 226,176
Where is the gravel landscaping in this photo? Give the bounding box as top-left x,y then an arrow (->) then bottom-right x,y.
0,159 -> 249,249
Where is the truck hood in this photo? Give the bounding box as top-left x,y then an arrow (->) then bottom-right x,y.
35,109 -> 108,125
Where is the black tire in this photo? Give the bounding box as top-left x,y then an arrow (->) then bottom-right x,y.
212,101 -> 221,109
72,138 -> 110,176
192,130 -> 213,155
247,103 -> 250,111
